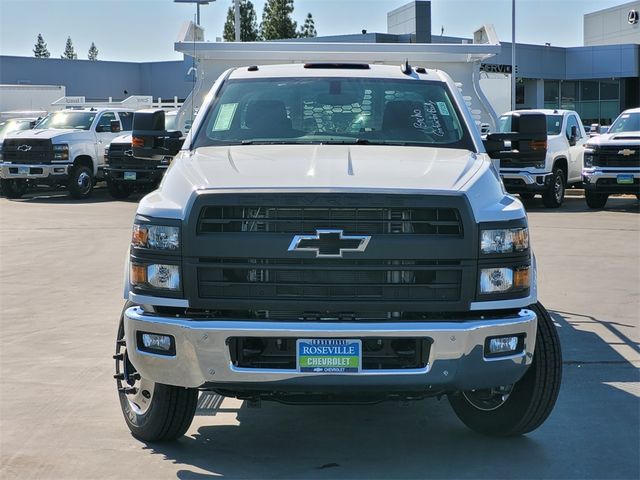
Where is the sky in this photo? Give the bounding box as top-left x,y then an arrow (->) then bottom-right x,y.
0,0 -> 629,62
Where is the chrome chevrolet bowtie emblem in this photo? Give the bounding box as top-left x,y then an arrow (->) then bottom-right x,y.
618,149 -> 636,156
288,229 -> 371,258
124,149 -> 133,157
17,145 -> 32,152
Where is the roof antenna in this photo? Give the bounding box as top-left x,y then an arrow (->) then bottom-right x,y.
401,59 -> 412,75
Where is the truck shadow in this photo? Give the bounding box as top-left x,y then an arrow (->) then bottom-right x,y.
5,186 -> 147,204
521,195 -> 640,213
140,311 -> 640,479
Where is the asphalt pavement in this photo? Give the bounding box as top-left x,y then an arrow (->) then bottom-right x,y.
0,188 -> 638,479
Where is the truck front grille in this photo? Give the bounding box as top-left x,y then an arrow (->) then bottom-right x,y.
184,193 -> 477,315
593,146 -> 640,167
228,337 -> 431,370
2,139 -> 53,164
198,206 -> 463,236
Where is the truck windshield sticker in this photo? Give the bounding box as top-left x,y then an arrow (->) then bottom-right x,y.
424,101 -> 445,137
437,101 -> 450,116
213,103 -> 238,131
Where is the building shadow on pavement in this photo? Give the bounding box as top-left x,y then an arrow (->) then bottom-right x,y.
139,311 -> 640,479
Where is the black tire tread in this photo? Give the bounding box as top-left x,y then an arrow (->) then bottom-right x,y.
585,190 -> 608,209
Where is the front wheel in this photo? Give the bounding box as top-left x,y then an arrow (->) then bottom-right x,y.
585,190 -> 608,209
115,304 -> 198,442
542,168 -> 565,208
448,302 -> 562,436
68,165 -> 93,199
1,179 -> 28,199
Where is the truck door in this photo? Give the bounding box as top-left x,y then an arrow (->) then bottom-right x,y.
565,114 -> 586,183
95,111 -> 119,166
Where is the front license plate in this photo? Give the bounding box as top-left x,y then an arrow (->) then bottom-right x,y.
124,171 -> 137,181
297,339 -> 361,373
18,167 -> 29,175
617,174 -> 634,185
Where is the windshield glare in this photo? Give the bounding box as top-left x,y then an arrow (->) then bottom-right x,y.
498,114 -> 563,135
609,112 -> 639,134
193,77 -> 473,150
36,112 -> 96,131
0,119 -> 32,136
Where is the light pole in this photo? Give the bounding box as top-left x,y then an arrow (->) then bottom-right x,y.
511,0 -> 516,111
173,0 -> 215,26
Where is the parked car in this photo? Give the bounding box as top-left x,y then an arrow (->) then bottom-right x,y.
583,107 -> 640,208
104,110 -> 181,199
113,63 -> 561,442
0,108 -> 133,199
497,109 -> 587,208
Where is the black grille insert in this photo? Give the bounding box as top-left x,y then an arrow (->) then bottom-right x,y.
198,206 -> 463,235
593,146 -> 640,167
3,139 -> 53,164
228,337 -> 431,370
197,258 -> 462,303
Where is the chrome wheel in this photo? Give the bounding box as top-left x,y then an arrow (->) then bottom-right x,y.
553,174 -> 564,203
462,385 -> 513,412
77,171 -> 91,194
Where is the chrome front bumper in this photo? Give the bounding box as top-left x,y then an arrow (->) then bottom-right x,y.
0,163 -> 69,179
123,307 -> 537,391
582,168 -> 640,181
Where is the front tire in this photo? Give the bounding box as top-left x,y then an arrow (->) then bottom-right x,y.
585,190 -> 608,209
1,179 -> 28,199
107,179 -> 132,199
115,304 -> 198,442
68,165 -> 93,199
542,167 -> 565,208
448,302 -> 562,436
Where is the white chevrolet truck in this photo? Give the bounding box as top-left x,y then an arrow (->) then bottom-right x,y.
0,108 -> 133,199
582,107 -> 640,208
114,63 -> 561,441
498,109 -> 587,208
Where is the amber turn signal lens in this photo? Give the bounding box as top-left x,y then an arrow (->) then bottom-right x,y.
132,225 -> 148,248
529,140 -> 547,151
132,136 -> 145,148
514,267 -> 530,289
130,264 -> 147,285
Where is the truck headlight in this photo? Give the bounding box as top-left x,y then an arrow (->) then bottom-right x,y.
53,143 -> 69,160
583,147 -> 596,168
480,228 -> 529,254
480,266 -> 530,294
130,263 -> 180,290
132,224 -> 180,250
104,147 -> 110,164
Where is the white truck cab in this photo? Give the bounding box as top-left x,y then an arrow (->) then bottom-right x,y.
0,107 -> 134,199
113,63 -> 562,442
498,109 -> 587,208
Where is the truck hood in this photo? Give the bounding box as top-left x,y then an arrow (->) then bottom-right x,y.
140,145 -> 492,219
587,131 -> 640,146
4,128 -> 86,141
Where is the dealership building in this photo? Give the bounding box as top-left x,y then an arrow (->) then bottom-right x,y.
0,0 -> 638,125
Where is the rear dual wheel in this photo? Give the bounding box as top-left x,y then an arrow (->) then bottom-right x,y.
449,302 -> 562,436
115,303 -> 198,442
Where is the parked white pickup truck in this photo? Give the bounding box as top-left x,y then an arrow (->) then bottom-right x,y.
114,63 -> 562,442
498,109 -> 587,208
0,108 -> 133,199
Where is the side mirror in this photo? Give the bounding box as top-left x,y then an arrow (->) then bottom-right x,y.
110,120 -> 122,133
132,109 -> 184,159
569,125 -> 578,146
483,111 -> 547,166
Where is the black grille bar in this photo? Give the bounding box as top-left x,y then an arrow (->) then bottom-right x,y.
593,146 -> 640,168
3,139 -> 53,164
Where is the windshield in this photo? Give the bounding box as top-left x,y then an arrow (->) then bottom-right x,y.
609,112 -> 639,134
498,114 -> 563,135
0,119 -> 33,136
36,111 -> 96,130
193,77 -> 473,150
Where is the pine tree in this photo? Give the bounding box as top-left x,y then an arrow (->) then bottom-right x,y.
299,12 -> 317,38
260,0 -> 297,40
223,0 -> 260,41
33,34 -> 50,58
88,42 -> 99,61
61,37 -> 77,59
